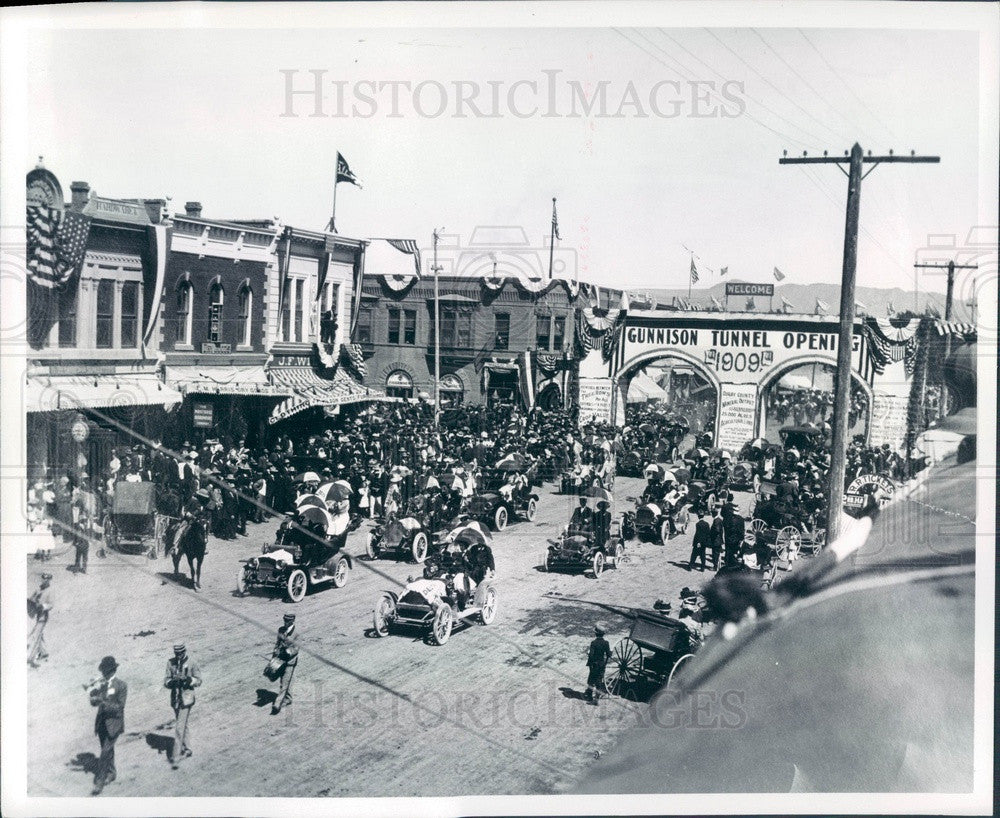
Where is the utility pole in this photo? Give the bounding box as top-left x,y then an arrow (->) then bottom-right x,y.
432,229 -> 443,427
780,144 -> 939,543
913,259 -> 978,417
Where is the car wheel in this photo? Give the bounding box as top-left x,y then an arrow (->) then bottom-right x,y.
411,531 -> 428,564
614,542 -> 625,567
659,520 -> 671,545
365,533 -> 379,560
479,586 -> 497,624
431,605 -> 453,645
236,566 -> 248,597
494,505 -> 508,531
592,551 -> 605,578
373,593 -> 395,637
285,569 -> 307,603
331,556 -> 350,588
524,498 -> 537,522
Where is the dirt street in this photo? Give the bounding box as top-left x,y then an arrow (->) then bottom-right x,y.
27,477 -> 752,797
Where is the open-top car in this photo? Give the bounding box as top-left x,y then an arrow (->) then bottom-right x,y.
372,523 -> 498,645
544,520 -> 626,577
237,506 -> 359,602
465,480 -> 538,532
366,491 -> 465,563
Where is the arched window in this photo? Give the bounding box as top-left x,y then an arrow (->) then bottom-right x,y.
385,370 -> 414,400
238,282 -> 253,348
208,280 -> 224,343
439,373 -> 464,407
176,280 -> 193,346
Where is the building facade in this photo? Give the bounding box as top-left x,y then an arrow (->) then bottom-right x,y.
24,166 -> 183,484
355,270 -> 620,409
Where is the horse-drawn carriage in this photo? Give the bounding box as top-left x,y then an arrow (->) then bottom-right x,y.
237,505 -> 358,602
103,482 -> 168,559
750,481 -> 825,561
604,609 -> 702,698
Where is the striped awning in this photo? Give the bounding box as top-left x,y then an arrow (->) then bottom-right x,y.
25,373 -> 182,413
267,366 -> 383,425
165,366 -> 288,397
934,321 -> 976,337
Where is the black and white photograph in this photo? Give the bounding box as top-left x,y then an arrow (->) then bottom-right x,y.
1,2 -> 996,816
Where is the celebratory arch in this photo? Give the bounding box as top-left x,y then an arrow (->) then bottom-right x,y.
577,309 -> 898,447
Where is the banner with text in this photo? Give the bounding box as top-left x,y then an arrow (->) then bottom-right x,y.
716,383 -> 758,451
577,377 -> 614,427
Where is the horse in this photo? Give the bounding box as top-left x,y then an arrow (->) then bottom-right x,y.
169,517 -> 207,591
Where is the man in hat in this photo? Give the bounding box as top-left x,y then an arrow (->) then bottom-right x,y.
270,614 -> 300,715
688,510 -> 711,571
89,655 -> 127,795
585,625 -> 612,704
568,497 -> 593,536
164,644 -> 201,769
27,573 -> 53,666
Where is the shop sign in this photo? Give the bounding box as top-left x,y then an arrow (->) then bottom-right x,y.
725,282 -> 774,297
201,342 -> 232,354
192,402 -> 215,428
844,473 -> 896,511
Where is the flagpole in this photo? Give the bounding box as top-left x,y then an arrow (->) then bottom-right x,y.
432,229 -> 442,427
688,253 -> 692,301
329,173 -> 338,233
548,198 -> 556,280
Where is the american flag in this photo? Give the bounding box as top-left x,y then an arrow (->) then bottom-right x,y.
689,257 -> 698,284
336,152 -> 361,187
386,239 -> 422,276
340,342 -> 368,379
551,198 -> 560,241
26,206 -> 91,289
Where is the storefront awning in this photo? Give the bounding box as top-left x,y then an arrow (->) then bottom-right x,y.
25,373 -> 183,413
268,367 -> 384,425
165,365 -> 288,397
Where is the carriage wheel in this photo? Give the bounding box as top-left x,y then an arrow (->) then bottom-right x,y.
493,506 -> 508,532
431,605 -> 453,645
542,550 -> 551,572
479,586 -> 497,624
775,526 -> 801,562
236,566 -> 249,597
667,653 -> 694,688
331,556 -> 350,588
524,498 -> 537,522
659,519 -> 671,545
592,551 -> 606,577
613,542 -> 625,567
373,593 -> 396,637
706,493 -> 717,514
750,518 -> 769,536
606,638 -> 643,697
365,533 -> 379,560
411,531 -> 429,564
285,569 -> 307,603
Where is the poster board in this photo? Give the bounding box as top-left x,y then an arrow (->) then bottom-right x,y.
868,393 -> 909,448
577,377 -> 614,427
716,383 -> 757,451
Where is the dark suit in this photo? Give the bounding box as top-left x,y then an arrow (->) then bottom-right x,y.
709,516 -> 725,569
688,518 -> 712,570
91,675 -> 127,787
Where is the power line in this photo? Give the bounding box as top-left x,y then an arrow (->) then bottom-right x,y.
703,29 -> 846,145
655,28 -> 832,147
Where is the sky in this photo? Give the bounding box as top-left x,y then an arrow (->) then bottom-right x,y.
27,23 -> 987,295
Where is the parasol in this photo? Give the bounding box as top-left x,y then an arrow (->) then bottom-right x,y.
295,504 -> 333,533
749,437 -> 769,449
295,471 -> 321,484
672,467 -> 692,483
495,452 -> 530,471
661,469 -> 677,483
295,493 -> 326,510
644,463 -> 665,479
323,482 -> 352,502
451,520 -> 493,545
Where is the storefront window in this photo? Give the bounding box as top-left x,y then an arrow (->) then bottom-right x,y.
280,278 -> 291,341
238,283 -> 252,347
293,278 -> 304,342
176,281 -> 193,346
440,374 -> 463,407
388,308 -> 401,345
120,281 -> 138,348
495,313 -> 510,350
435,307 -> 472,347
356,306 -> 373,344
553,315 -> 566,351
96,279 -> 114,349
403,309 -> 416,345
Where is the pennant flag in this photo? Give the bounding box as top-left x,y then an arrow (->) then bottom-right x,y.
815,298 -> 829,314
886,301 -> 895,316
710,295 -> 724,310
780,296 -> 794,312
719,266 -> 728,277
690,257 -> 699,284
746,297 -> 756,311
336,152 -> 361,188
855,300 -> 868,314
773,266 -> 786,281
551,198 -> 560,241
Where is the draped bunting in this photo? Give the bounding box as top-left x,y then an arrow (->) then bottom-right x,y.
868,315 -> 920,344
582,306 -> 621,332
574,309 -> 596,357
379,273 -> 419,294
340,342 -> 368,379
536,353 -> 560,377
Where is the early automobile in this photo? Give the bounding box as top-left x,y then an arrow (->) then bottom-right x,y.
465,480 -> 538,532
372,526 -> 498,645
543,523 -> 626,578
237,506 -> 357,602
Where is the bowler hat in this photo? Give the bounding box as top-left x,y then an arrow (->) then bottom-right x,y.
98,656 -> 118,675
283,613 -> 295,622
